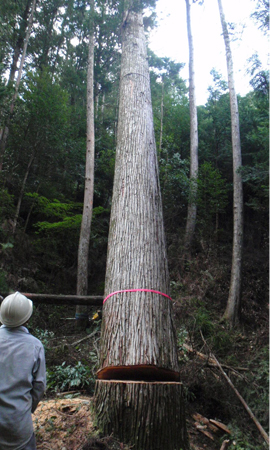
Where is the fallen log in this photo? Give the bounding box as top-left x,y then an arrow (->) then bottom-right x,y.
210,419 -> 231,435
192,412 -> 231,442
0,293 -> 104,306
194,424 -> 214,441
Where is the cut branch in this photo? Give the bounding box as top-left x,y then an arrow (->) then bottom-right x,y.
220,440 -> 230,450
183,343 -> 248,372
200,332 -> 269,445
71,329 -> 99,346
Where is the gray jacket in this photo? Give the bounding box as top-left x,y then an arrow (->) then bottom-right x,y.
0,325 -> 46,450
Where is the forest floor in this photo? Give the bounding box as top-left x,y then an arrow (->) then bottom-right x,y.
23,245 -> 270,450
31,292 -> 268,450
33,394 -> 232,450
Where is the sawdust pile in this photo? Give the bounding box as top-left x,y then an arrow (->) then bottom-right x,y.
33,396 -> 95,450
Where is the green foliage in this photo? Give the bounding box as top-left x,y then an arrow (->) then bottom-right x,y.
46,361 -> 93,393
193,306 -> 215,337
187,304 -> 234,356
251,0 -> 269,34
159,154 -> 190,228
196,162 -> 228,236
0,269 -> 9,292
34,328 -> 55,352
35,215 -> 82,233
241,164 -> 269,211
25,193 -> 82,220
0,242 -> 13,251
0,188 -> 15,245
0,188 -> 14,221
23,192 -> 109,292
239,346 -> 269,431
177,326 -> 188,349
226,422 -> 267,450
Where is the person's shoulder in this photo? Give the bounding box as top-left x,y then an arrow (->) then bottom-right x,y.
25,331 -> 44,348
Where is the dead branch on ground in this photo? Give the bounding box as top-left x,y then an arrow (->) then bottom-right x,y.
200,331 -> 269,446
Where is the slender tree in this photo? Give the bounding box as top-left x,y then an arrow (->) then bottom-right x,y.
76,0 -> 95,328
158,75 -> 164,159
0,0 -> 36,171
95,7 -> 188,449
217,0 -> 244,326
183,0 -> 199,258
12,149 -> 36,234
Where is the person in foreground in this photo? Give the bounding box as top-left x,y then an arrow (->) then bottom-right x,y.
0,292 -> 46,450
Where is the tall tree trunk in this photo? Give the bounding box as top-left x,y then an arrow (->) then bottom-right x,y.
183,0 -> 199,258
158,76 -> 164,160
95,10 -> 188,450
24,182 -> 40,233
8,0 -> 32,85
12,150 -> 36,234
11,0 -> 36,114
218,0 -> 244,327
76,1 -> 95,328
0,0 -> 36,171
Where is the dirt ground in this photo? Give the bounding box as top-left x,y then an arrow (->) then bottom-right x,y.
33,396 -> 95,450
33,394 -> 232,450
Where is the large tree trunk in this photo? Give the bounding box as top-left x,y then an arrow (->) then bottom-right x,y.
218,0 -> 244,327
95,380 -> 188,449
183,0 -> 199,258
76,1 -> 95,328
95,10 -> 188,450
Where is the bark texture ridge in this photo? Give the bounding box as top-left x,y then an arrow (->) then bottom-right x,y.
99,11 -> 179,374
95,10 -> 189,450
95,380 -> 189,450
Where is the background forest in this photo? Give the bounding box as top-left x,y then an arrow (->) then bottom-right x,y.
0,0 -> 269,449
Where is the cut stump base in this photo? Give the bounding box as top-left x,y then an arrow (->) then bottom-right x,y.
95,379 -> 189,450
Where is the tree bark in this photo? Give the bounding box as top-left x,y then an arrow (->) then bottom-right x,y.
99,9 -> 178,377
217,0 -> 244,327
95,10 -> 188,450
158,76 -> 164,160
183,0 -> 199,258
76,0 -> 95,328
7,0 -> 32,85
95,380 -> 189,450
11,0 -> 36,115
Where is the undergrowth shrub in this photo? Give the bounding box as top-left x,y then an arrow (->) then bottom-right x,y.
239,346 -> 269,431
226,422 -> 267,450
47,361 -> 94,393
34,328 -> 55,351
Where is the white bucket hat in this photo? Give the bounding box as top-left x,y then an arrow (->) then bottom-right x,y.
0,292 -> 33,327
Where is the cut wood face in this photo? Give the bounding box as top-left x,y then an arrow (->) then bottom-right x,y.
97,364 -> 180,382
